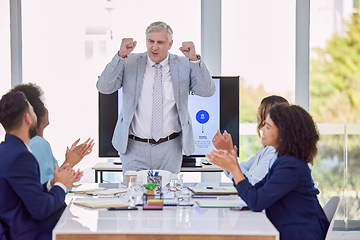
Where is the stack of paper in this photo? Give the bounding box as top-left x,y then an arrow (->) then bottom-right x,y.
73,198 -> 129,209
70,187 -> 126,196
195,199 -> 246,208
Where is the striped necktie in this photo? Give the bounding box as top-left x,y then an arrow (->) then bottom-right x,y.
151,63 -> 163,142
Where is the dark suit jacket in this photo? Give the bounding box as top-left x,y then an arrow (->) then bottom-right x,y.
0,220 -> 9,240
236,155 -> 329,240
0,134 -> 66,240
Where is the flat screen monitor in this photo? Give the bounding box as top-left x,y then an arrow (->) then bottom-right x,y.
98,76 -> 240,161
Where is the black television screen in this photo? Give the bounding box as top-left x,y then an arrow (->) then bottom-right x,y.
98,76 -> 239,160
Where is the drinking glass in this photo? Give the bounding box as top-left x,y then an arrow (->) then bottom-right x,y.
128,176 -> 143,207
169,173 -> 183,190
176,189 -> 192,207
176,207 -> 192,228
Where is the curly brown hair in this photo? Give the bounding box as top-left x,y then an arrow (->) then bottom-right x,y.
269,104 -> 320,165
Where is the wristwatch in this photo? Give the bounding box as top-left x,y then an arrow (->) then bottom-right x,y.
196,54 -> 201,60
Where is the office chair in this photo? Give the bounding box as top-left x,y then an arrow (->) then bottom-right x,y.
323,196 -> 341,240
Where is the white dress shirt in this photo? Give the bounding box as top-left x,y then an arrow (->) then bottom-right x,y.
129,54 -> 181,139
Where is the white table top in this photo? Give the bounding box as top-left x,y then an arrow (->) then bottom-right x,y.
53,184 -> 279,240
54,203 -> 277,236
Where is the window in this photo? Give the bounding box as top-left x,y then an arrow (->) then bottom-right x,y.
21,0 -> 201,182
222,0 -> 296,163
309,0 -> 360,222
0,0 -> 11,137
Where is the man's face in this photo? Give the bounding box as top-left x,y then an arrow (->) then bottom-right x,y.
28,103 -> 37,139
146,29 -> 173,63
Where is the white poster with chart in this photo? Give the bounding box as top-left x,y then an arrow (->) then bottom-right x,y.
187,79 -> 220,155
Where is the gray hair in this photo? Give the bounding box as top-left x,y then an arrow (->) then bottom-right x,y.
145,21 -> 173,42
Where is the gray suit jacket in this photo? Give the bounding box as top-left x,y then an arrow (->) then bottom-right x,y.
97,52 -> 215,155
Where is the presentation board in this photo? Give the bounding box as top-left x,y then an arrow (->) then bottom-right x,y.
98,76 -> 239,160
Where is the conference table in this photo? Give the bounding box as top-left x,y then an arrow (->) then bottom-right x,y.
52,183 -> 279,240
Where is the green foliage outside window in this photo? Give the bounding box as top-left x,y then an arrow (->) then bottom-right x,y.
310,12 -> 360,123
309,11 -> 360,220
238,11 -> 360,221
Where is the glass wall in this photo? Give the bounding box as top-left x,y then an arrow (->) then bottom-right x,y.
312,124 -> 360,225
0,0 -> 11,138
222,0 -> 296,162
220,0 -> 360,225
346,125 -> 360,224
309,0 -> 359,225
21,0 -> 201,182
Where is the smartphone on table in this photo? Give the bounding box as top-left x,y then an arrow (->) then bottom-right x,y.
107,207 -> 138,210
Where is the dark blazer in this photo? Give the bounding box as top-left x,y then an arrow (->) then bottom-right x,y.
0,134 -> 66,240
236,155 -> 329,240
0,220 -> 9,240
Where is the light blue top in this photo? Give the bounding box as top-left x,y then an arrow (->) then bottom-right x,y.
224,145 -> 276,185
268,152 -> 278,170
29,136 -> 59,184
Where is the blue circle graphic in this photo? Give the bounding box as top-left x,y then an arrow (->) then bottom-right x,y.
196,110 -> 210,124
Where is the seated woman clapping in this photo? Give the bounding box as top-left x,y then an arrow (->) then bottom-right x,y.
206,104 -> 329,240
212,95 -> 289,185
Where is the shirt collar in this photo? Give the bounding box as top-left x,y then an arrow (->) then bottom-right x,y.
269,152 -> 278,170
147,54 -> 169,67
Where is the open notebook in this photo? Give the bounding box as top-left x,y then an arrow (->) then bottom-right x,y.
70,187 -> 126,196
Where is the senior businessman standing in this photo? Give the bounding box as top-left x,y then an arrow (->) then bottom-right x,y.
97,21 -> 215,173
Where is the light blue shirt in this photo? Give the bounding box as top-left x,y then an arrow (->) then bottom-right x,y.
268,152 -> 278,170
225,145 -> 276,185
29,136 -> 59,184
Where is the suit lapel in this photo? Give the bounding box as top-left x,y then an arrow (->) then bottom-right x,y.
169,54 -> 180,105
135,53 -> 147,103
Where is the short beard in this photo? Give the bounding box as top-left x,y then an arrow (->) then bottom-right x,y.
29,126 -> 37,139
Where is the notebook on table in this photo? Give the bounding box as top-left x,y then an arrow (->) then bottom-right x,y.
195,199 -> 246,208
73,198 -> 129,209
187,186 -> 238,195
